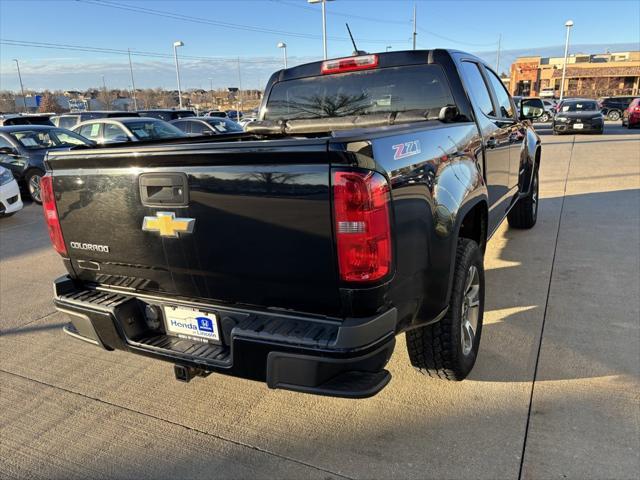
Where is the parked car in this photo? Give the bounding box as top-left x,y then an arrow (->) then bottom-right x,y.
51,111 -> 140,129
0,166 -> 23,217
539,88 -> 556,99
71,117 -> 187,144
46,49 -> 543,398
239,117 -> 257,129
226,110 -> 243,121
622,97 -> 640,128
598,96 -> 636,121
0,114 -> 54,127
136,109 -> 196,121
201,110 -> 228,118
553,99 -> 604,134
170,117 -> 244,136
0,125 -> 93,203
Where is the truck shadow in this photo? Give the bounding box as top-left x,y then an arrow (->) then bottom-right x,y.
465,188 -> 639,383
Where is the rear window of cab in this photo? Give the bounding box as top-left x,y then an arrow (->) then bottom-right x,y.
264,64 -> 457,121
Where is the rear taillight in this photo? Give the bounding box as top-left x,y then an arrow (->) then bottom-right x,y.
321,54 -> 378,75
40,174 -> 67,256
332,170 -> 391,282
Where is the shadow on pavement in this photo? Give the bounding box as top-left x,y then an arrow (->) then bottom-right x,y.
470,188 -> 639,383
0,322 -> 67,338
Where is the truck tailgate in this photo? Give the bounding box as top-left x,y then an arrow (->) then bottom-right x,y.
48,141 -> 341,316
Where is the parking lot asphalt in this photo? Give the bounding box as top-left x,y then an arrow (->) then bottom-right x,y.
0,123 -> 638,480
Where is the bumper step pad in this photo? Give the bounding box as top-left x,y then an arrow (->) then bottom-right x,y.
133,335 -> 231,364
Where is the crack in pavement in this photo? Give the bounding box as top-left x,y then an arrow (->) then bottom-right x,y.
518,136 -> 576,480
0,369 -> 354,480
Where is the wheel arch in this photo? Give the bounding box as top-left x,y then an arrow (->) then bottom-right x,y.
442,196 -> 489,309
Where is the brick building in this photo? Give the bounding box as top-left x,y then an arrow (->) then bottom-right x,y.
510,51 -> 640,98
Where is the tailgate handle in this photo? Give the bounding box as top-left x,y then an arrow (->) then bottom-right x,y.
139,173 -> 189,207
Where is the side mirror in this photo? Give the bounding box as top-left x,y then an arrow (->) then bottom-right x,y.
519,98 -> 545,120
0,146 -> 18,156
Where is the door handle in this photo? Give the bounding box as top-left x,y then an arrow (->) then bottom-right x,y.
139,173 -> 189,207
486,137 -> 497,149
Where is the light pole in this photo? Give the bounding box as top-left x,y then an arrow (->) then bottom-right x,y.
386,46 -> 392,52
128,48 -> 138,111
209,78 -> 214,109
173,40 -> 184,109
277,42 -> 288,69
559,20 -> 574,103
13,59 -> 26,112
309,0 -> 333,60
101,75 -> 109,110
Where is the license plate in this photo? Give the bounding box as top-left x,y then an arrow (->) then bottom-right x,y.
573,123 -> 583,129
164,306 -> 220,342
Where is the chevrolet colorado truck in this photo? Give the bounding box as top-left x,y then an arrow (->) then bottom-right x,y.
44,50 -> 543,398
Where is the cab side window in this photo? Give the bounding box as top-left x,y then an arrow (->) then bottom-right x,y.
103,123 -> 128,142
79,123 -> 101,141
484,67 -> 514,119
189,122 -> 206,135
172,121 -> 190,134
460,61 -> 495,117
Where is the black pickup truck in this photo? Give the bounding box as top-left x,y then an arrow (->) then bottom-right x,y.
44,50 -> 543,398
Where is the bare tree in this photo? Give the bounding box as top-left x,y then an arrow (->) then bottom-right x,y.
39,92 -> 65,114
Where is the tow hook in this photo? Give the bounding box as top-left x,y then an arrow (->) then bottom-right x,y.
174,364 -> 210,382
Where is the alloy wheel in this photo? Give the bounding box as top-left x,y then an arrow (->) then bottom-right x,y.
460,265 -> 480,356
28,174 -> 42,203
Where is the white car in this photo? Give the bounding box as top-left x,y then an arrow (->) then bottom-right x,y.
239,117 -> 257,129
539,88 -> 556,99
0,166 -> 23,217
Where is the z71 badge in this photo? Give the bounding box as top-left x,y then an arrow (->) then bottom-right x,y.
392,140 -> 421,160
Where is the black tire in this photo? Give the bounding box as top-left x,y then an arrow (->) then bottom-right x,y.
25,169 -> 44,204
507,167 -> 539,229
0,212 -> 15,218
607,110 -> 621,121
406,238 -> 485,381
540,113 -> 550,123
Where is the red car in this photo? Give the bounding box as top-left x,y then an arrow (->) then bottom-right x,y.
622,98 -> 640,128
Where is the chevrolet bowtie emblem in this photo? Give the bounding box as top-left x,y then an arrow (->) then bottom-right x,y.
142,212 -> 195,238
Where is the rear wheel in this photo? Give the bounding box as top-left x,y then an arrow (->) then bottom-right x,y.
540,112 -> 550,123
508,167 -> 538,229
607,110 -> 621,121
406,238 -> 484,380
26,170 -> 44,204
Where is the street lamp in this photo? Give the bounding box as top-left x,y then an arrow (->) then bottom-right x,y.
209,77 -> 214,108
101,74 -> 109,110
559,20 -> 574,103
386,46 -> 392,52
13,59 -> 26,112
308,0 -> 334,60
277,42 -> 288,69
173,40 -> 184,109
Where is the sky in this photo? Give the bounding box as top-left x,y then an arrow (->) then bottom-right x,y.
1,0 -> 639,92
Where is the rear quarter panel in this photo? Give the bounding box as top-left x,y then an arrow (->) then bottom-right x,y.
336,122 -> 486,330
